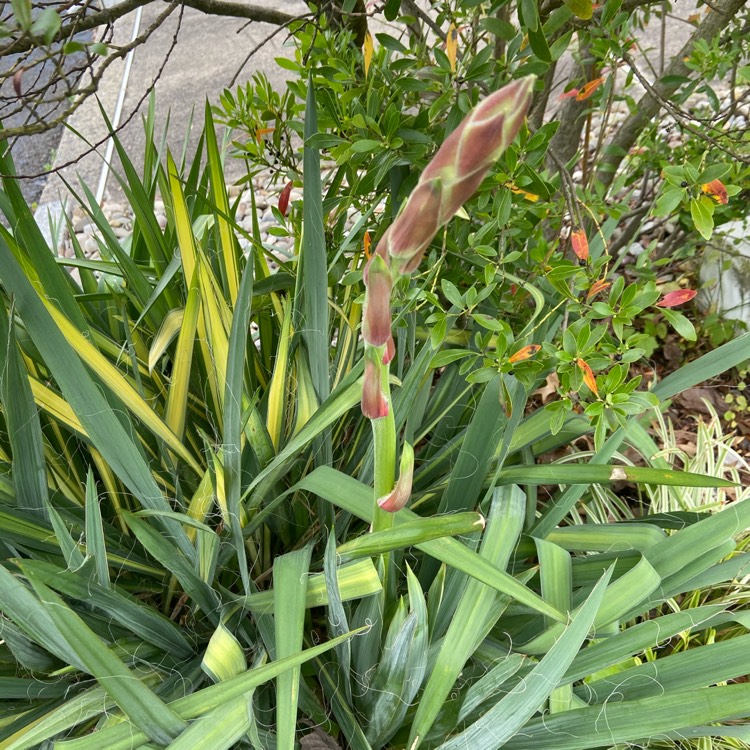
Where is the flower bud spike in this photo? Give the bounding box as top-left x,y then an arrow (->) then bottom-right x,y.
383,76 -> 535,275
378,442 -> 414,512
362,253 -> 393,347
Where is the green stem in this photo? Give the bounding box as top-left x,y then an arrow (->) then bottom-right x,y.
371,366 -> 397,535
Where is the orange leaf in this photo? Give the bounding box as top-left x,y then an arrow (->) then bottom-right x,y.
571,227 -> 589,261
255,126 -> 274,142
576,76 -> 605,101
656,289 -> 697,308
505,182 -> 539,201
587,278 -> 611,300
363,230 -> 372,259
577,358 -> 599,396
363,31 -> 374,77
559,88 -> 580,100
446,24 -> 458,72
509,344 -> 541,364
701,179 -> 728,205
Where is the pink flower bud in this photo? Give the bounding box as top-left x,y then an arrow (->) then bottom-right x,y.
385,76 -> 535,275
362,253 -> 393,347
383,334 -> 395,364
362,347 -> 389,419
378,442 -> 414,512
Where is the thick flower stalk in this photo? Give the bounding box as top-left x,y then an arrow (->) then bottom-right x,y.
362,76 -> 535,529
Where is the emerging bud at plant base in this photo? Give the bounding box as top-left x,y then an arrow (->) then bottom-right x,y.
362,346 -> 389,419
362,253 -> 393,347
383,334 -> 396,364
384,76 -> 535,275
378,442 -> 414,512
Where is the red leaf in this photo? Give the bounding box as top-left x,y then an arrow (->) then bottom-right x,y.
576,358 -> 599,396
559,88 -> 580,100
701,179 -> 728,205
363,230 -> 372,259
509,344 -> 541,364
656,289 -> 697,308
571,228 -> 589,261
278,181 -> 293,216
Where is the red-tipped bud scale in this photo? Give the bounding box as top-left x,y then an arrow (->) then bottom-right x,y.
378,442 -> 414,512
383,334 -> 396,364
362,347 -> 389,419
362,253 -> 393,347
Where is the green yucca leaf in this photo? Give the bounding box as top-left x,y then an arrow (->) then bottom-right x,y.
44,501 -> 85,570
275,546 -> 312,750
336,512 -> 485,562
439,376 -> 505,514
204,101 -> 240,305
18,559 -> 193,656
243,374 -> 363,510
123,511 -> 221,623
434,567 -> 613,750
366,566 -> 428,748
290,467 -> 565,622
324,532 -> 352,703
55,629 -> 366,750
564,604 -> 727,683
579,633 -> 750,703
202,624 -> 246,683
232,558 -> 381,616
84,469 -> 110,588
533,331 -> 750,537
223,254 -> 255,591
519,554 -> 661,655
1,685 -> 113,750
499,463 -> 735,488
21,570 -> 186,746
410,486 -> 525,749
0,301 -> 48,518
163,694 -> 252,750
0,147 -> 86,329
501,684 -> 750,750
0,238 -> 201,521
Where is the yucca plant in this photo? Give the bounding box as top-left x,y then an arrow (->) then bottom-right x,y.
0,75 -> 750,750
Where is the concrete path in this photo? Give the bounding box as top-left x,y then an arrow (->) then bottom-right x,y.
37,0 -> 306,214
